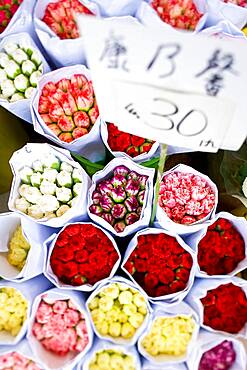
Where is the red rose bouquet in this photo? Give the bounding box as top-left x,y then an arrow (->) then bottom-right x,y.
42,0 -> 95,40
197,215 -> 246,276
200,282 -> 247,335
151,0 -> 203,30
88,158 -> 154,236
122,229 -> 195,300
105,122 -> 156,159
0,0 -> 23,34
38,73 -> 99,143
47,223 -> 120,289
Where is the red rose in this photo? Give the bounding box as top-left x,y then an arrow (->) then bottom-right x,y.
71,274 -> 87,286
144,272 -> 159,289
55,234 -> 69,247
175,268 -> 190,283
181,253 -> 193,269
140,142 -> 153,154
124,261 -> 136,275
62,262 -> 78,279
50,259 -> 66,278
169,280 -> 186,293
51,247 -> 75,263
114,133 -> 131,151
126,146 -> 139,158
135,258 -> 147,273
155,285 -> 170,297
159,268 -> 175,285
64,224 -> 81,236
130,135 -> 145,147
168,254 -> 182,269
107,122 -> 122,136
75,250 -> 89,263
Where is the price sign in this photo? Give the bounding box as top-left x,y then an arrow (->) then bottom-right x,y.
78,16 -> 247,152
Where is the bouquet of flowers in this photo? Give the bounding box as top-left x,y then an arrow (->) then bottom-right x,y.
45,222 -> 120,290
88,158 -> 155,237
186,277 -> 247,336
156,164 -> 218,235
0,213 -> 45,282
101,121 -> 159,163
187,330 -> 247,370
8,143 -> 91,227
80,338 -> 141,370
31,65 -> 105,161
34,0 -> 99,67
186,212 -> 247,277
0,32 -> 50,122
122,228 -> 196,303
86,276 -> 151,346
138,301 -> 199,364
28,288 -> 93,369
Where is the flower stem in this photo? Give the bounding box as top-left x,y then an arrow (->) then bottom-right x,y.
150,144 -> 167,225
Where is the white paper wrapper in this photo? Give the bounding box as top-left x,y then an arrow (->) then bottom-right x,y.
78,338 -> 141,370
91,0 -> 142,16
0,276 -> 52,346
155,164 -> 218,236
142,359 -> 187,370
0,0 -> 37,39
8,142 -> 91,228
0,338 -> 43,368
205,0 -> 247,29
87,157 -> 155,237
185,276 -> 247,337
34,0 -> 99,67
138,301 -> 200,365
100,120 -> 160,163
187,329 -> 247,370
86,275 -> 152,347
0,32 -> 50,123
31,65 -> 106,161
27,287 -> 93,370
136,1 -> 208,32
200,19 -> 246,39
44,221 -> 121,291
185,211 -> 247,278
0,212 -> 45,282
121,227 -> 196,304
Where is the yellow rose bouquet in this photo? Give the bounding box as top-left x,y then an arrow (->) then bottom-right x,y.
0,286 -> 28,344
138,302 -> 199,364
87,277 -> 151,345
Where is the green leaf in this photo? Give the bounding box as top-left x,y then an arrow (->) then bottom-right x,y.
72,153 -> 104,177
140,157 -> 160,170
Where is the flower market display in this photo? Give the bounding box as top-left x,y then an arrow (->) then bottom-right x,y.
198,340 -> 236,370
0,351 -> 41,370
0,0 -> 247,368
49,223 -> 119,287
197,218 -> 246,275
89,165 -> 149,233
14,153 -> 83,220
0,40 -> 43,101
38,73 -> 99,143
6,224 -> 30,271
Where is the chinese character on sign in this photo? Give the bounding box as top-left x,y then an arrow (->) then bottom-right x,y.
195,49 -> 237,96
100,31 -> 129,71
146,43 -> 181,78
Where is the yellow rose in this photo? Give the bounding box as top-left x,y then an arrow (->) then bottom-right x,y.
118,311 -> 128,324
110,353 -> 124,369
118,291 -> 133,305
88,297 -> 99,310
109,322 -> 121,337
106,307 -> 121,322
96,351 -> 111,366
91,309 -> 106,324
102,284 -> 119,299
121,322 -> 135,339
123,303 -> 137,316
128,312 -> 144,329
99,296 -> 114,312
96,321 -> 109,336
7,225 -> 30,271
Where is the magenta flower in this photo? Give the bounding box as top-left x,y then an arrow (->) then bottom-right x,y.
111,186 -> 126,203
100,194 -> 114,212
111,204 -> 127,219
124,195 -> 139,212
125,212 -> 139,225
89,204 -> 103,216
113,165 -> 129,177
126,179 -> 140,196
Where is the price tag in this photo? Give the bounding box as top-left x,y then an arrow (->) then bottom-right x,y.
78,16 -> 247,152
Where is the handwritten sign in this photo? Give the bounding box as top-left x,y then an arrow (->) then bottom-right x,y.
78,16 -> 247,152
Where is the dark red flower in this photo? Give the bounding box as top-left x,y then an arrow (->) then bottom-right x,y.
131,135 -> 145,147
159,268 -> 175,284
175,268 -> 190,283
